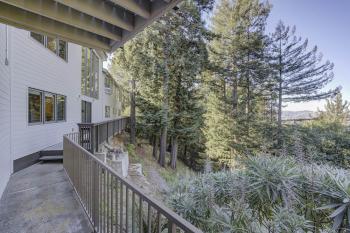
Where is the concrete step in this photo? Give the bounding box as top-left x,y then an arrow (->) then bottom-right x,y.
40,150 -> 63,157
39,155 -> 63,161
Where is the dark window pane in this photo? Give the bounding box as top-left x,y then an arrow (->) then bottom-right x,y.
81,101 -> 92,123
105,106 -> 110,118
47,37 -> 57,54
92,52 -> 99,98
58,40 -> 67,60
86,49 -> 91,96
45,93 -> 55,122
81,48 -> 99,99
57,95 -> 66,121
105,76 -> 111,88
30,32 -> 45,45
81,48 -> 87,95
28,89 -> 42,123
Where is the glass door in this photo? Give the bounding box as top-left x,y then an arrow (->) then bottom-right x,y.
81,100 -> 92,123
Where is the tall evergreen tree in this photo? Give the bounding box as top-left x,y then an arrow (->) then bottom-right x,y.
110,0 -> 210,168
205,0 -> 271,167
269,21 -> 338,146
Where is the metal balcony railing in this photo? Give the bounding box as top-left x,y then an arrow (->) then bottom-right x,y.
63,130 -> 202,233
78,117 -> 129,153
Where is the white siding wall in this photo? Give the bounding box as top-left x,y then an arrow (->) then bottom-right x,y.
10,28 -> 82,160
0,25 -> 12,197
102,75 -> 121,120
0,25 -> 118,198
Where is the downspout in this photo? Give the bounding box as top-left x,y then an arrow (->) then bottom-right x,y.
5,25 -> 13,173
5,25 -> 9,65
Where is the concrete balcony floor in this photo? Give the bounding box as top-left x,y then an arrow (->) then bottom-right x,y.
0,162 -> 93,233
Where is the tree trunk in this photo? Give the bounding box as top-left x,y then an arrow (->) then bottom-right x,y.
246,29 -> 251,133
170,136 -> 178,169
184,144 -> 188,163
152,135 -> 158,159
277,79 -> 283,147
270,95 -> 274,123
277,33 -> 283,148
159,33 -> 170,167
130,79 -> 136,145
232,77 -> 238,116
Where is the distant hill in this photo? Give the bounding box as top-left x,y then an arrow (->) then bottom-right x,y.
282,111 -> 318,121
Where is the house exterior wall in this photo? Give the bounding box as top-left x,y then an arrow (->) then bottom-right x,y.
102,71 -> 122,120
9,28 -> 82,161
80,57 -> 105,123
0,25 -> 121,198
0,24 -> 12,198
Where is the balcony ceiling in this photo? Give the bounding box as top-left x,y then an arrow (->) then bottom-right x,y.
0,0 -> 181,52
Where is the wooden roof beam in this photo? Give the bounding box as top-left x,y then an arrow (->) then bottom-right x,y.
111,0 -> 181,50
108,0 -> 151,19
0,0 -> 122,41
54,0 -> 134,31
0,2 -> 110,50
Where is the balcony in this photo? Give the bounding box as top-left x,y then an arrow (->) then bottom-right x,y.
0,117 -> 202,233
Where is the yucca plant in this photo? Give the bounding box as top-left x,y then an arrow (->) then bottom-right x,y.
311,167 -> 350,231
209,205 -> 262,233
168,175 -> 214,231
270,207 -> 312,233
243,156 -> 302,220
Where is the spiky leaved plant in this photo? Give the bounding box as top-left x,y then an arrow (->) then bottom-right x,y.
243,156 -> 302,221
311,166 -> 350,231
270,207 -> 312,233
209,205 -> 262,233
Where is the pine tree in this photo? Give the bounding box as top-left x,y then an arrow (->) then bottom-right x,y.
269,21 -> 338,147
205,0 -> 271,167
110,0 -> 210,168
318,92 -> 350,125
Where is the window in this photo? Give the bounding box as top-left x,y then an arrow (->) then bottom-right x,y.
105,75 -> 112,89
30,32 -> 68,61
81,48 -> 99,98
45,93 -> 55,122
30,32 -> 44,45
58,40 -> 67,60
56,95 -> 66,121
105,106 -> 110,118
28,88 -> 66,124
81,101 -> 92,123
47,37 -> 57,54
28,89 -> 42,123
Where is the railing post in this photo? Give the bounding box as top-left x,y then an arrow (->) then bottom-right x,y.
95,125 -> 99,153
107,122 -> 110,143
63,129 -> 203,233
90,124 -> 95,153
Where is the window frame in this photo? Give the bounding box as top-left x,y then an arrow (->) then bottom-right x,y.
81,48 -> 99,99
105,105 -> 111,118
30,32 -> 68,62
56,95 -> 67,122
28,88 -> 43,125
44,92 -> 56,123
28,88 -> 67,126
81,100 -> 92,123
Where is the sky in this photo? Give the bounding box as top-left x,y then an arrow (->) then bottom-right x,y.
266,0 -> 350,111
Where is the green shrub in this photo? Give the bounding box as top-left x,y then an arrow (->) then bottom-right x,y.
168,155 -> 350,232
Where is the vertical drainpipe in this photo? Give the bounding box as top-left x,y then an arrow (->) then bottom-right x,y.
6,25 -> 13,173
5,25 -> 9,66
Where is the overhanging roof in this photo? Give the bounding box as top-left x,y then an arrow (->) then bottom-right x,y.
0,0 -> 181,52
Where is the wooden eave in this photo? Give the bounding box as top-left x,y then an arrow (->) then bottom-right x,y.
0,0 -> 181,52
